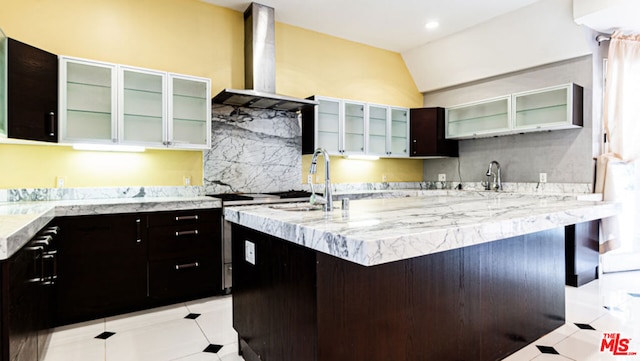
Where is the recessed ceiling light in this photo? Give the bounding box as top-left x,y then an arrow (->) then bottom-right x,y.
425,21 -> 439,30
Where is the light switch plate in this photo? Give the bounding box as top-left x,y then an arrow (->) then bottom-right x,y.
245,240 -> 256,265
438,174 -> 446,182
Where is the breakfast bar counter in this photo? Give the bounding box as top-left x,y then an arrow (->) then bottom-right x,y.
224,193 -> 618,361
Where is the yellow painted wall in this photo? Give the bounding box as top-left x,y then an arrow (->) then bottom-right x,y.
0,0 -> 422,189
0,143 -> 202,188
302,156 -> 424,184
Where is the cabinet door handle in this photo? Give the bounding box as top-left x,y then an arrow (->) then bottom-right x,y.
176,230 -> 199,237
175,215 -> 199,221
136,218 -> 142,243
175,262 -> 199,270
412,139 -> 417,154
48,111 -> 55,137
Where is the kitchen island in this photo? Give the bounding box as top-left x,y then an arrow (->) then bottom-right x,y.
224,193 -> 619,361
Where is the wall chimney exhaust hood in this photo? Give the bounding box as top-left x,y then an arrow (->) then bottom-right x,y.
212,2 -> 318,111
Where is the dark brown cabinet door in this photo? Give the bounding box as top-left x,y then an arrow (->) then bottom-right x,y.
55,214 -> 148,325
7,38 -> 58,142
409,107 -> 458,157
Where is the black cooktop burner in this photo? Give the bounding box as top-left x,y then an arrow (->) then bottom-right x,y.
266,190 -> 313,199
207,193 -> 254,201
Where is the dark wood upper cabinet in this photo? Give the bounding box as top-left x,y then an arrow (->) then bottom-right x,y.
7,38 -> 58,142
409,107 -> 458,157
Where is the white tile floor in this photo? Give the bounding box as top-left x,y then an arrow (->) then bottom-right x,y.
43,270 -> 640,361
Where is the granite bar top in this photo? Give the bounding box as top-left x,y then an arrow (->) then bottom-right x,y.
224,192 -> 619,266
0,196 -> 221,261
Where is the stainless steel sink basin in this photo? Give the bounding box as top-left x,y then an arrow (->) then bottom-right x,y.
269,203 -> 324,212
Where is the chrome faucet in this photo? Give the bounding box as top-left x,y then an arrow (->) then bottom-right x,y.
485,160 -> 502,191
309,148 -> 333,212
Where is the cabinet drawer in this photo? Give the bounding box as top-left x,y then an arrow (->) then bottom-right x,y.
148,224 -> 216,260
148,257 -> 217,299
147,209 -> 219,227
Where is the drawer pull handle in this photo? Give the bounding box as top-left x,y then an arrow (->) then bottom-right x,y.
176,215 -> 199,221
175,230 -> 199,237
175,262 -> 199,270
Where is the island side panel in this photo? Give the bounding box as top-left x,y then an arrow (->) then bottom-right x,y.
231,225 -> 318,361
565,220 -> 600,287
315,227 -> 566,361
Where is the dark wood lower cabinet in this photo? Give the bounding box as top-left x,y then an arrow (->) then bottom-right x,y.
54,209 -> 222,326
232,225 -> 566,361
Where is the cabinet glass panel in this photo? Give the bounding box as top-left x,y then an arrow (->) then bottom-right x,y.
171,76 -> 208,146
514,87 -> 567,128
368,105 -> 387,155
122,69 -> 164,143
390,108 -> 408,155
447,97 -> 509,138
64,61 -> 115,141
0,29 -> 6,137
344,102 -> 365,153
316,99 -> 341,153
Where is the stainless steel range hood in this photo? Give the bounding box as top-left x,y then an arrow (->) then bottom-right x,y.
212,2 -> 318,111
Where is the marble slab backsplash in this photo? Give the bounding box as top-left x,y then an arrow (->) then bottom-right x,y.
203,105 -> 302,194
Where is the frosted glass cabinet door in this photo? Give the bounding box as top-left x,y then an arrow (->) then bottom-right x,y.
60,58 -> 117,142
367,104 -> 388,156
120,67 -> 165,145
512,83 -> 582,131
169,74 -> 211,149
389,107 -> 409,156
315,98 -> 341,154
446,96 -> 510,139
343,101 -> 365,154
0,29 -> 6,137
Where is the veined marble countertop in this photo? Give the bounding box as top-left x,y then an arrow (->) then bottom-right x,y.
0,196 -> 221,260
224,192 -> 619,266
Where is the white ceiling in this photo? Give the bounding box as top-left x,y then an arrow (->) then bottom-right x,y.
199,0 -> 542,52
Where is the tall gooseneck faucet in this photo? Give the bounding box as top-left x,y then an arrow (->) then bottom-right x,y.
309,148 -> 333,212
485,160 -> 502,191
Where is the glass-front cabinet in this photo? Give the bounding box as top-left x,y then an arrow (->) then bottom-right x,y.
59,56 -> 211,149
119,66 -> 166,145
389,107 -> 409,156
367,104 -> 388,156
343,101 -> 366,155
315,97 -> 341,154
512,83 -> 582,131
169,74 -> 211,149
0,28 -> 6,137
60,57 -> 117,143
445,96 -> 511,139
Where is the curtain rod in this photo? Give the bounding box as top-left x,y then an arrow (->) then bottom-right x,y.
596,34 -> 611,45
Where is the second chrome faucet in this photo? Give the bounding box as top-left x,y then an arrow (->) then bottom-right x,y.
485,160 -> 502,191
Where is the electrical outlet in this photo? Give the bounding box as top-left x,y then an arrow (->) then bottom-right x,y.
539,173 -> 547,183
438,174 -> 446,182
307,174 -> 313,184
183,176 -> 191,186
56,176 -> 65,188
245,240 -> 256,265
382,174 -> 388,182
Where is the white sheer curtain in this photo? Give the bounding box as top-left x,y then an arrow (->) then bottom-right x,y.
596,31 -> 640,272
